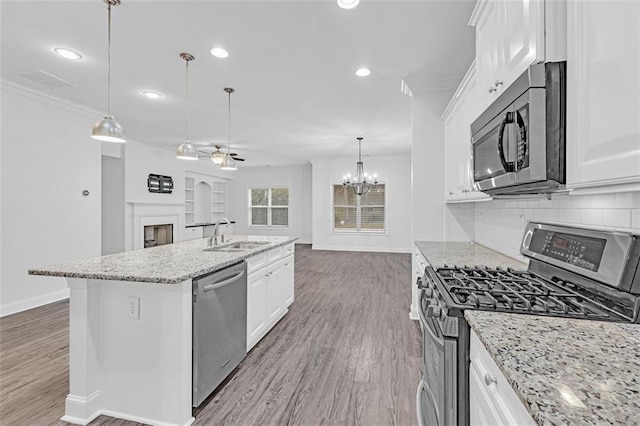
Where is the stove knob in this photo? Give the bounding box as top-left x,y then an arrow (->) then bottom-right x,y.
427,305 -> 442,319
423,287 -> 433,298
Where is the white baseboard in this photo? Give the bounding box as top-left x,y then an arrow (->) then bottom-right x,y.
311,245 -> 412,254
294,239 -> 312,245
0,288 -> 70,317
99,410 -> 195,426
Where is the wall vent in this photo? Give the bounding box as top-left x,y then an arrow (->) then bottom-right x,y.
17,70 -> 76,89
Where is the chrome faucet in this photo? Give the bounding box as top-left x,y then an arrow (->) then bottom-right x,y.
208,218 -> 231,247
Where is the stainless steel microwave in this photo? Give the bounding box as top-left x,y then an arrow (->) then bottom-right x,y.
471,61 -> 566,195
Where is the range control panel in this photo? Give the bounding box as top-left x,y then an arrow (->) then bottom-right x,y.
529,229 -> 606,272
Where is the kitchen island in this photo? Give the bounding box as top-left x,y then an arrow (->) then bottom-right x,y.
29,235 -> 297,426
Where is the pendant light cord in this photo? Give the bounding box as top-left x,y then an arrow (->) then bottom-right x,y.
228,90 -> 231,154
358,139 -> 362,161
186,59 -> 190,142
106,1 -> 112,115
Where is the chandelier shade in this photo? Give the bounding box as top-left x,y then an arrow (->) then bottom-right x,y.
176,53 -> 199,160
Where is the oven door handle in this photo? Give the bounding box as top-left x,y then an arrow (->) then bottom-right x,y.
498,111 -> 515,173
416,379 -> 441,426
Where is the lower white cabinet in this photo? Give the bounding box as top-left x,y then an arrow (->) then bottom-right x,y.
470,330 -> 534,426
246,243 -> 295,351
282,255 -> 294,307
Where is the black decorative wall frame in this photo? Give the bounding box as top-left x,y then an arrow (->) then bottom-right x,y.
147,174 -> 174,194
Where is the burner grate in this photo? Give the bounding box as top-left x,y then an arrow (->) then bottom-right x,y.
437,266 -> 621,320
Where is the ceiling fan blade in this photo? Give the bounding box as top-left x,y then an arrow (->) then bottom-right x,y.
232,157 -> 245,162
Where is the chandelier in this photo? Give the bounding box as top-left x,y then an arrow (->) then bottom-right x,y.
343,137 -> 378,196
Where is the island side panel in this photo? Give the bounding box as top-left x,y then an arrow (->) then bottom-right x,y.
63,278 -> 102,424
64,277 -> 194,426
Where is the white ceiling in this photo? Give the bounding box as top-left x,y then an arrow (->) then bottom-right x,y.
1,0 -> 475,167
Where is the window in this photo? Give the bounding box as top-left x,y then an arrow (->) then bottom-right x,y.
332,184 -> 386,232
249,187 -> 289,227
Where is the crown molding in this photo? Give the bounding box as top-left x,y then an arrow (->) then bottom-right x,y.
404,75 -> 465,95
0,79 -> 103,118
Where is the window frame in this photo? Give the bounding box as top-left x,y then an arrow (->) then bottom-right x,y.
248,186 -> 290,228
330,181 -> 387,235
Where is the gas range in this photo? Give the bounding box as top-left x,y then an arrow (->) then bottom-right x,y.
416,222 -> 640,426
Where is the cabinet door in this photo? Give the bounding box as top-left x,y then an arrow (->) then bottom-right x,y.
247,270 -> 267,350
567,0 -> 640,188
266,260 -> 284,324
501,0 -> 544,89
469,362 -> 503,426
476,0 -> 504,110
282,255 -> 294,308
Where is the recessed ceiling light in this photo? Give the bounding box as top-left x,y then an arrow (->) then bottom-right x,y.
355,68 -> 371,77
210,47 -> 229,58
142,90 -> 163,100
54,47 -> 82,60
337,0 -> 360,9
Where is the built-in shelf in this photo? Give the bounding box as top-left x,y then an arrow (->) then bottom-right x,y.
184,175 -> 228,227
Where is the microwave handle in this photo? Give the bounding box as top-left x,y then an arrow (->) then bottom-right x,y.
497,112 -> 515,173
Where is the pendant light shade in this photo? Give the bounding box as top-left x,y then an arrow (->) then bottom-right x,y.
92,0 -> 125,143
176,53 -> 199,160
211,148 -> 225,165
220,87 -> 237,171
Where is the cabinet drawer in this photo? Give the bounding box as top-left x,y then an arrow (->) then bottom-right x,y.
266,246 -> 283,263
470,331 -> 533,426
247,253 -> 267,275
414,249 -> 428,272
283,243 -> 294,257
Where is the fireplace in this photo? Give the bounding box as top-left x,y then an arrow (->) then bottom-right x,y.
144,224 -> 174,248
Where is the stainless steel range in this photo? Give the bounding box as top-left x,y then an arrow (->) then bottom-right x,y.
416,222 -> 640,426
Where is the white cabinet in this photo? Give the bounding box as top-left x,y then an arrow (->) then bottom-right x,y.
566,0 -> 640,191
470,330 -> 534,426
282,254 -> 294,307
470,0 -> 547,112
266,259 -> 284,324
247,267 -> 268,347
442,63 -> 490,203
246,244 -> 295,351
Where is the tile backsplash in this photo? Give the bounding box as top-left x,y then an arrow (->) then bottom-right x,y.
445,192 -> 640,262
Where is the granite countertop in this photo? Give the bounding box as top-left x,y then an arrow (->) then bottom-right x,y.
415,241 -> 528,270
29,235 -> 297,284
466,311 -> 640,425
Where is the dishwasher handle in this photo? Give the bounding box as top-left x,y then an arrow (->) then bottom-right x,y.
202,270 -> 246,292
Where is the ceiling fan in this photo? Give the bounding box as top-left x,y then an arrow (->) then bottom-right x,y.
210,144 -> 245,163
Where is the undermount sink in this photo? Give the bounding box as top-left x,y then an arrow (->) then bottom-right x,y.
203,241 -> 270,253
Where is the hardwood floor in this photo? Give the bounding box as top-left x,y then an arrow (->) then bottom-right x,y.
0,245 -> 421,425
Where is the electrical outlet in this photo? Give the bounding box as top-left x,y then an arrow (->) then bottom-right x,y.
128,296 -> 140,320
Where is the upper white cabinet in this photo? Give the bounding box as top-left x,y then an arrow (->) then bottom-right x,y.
443,62 -> 490,202
566,0 -> 640,190
470,0 -> 548,112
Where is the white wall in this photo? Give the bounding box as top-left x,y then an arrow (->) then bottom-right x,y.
0,83 -> 102,316
227,164 -> 312,243
411,89 -> 454,242
310,156 -> 412,253
102,155 -> 126,255
470,192 -> 640,262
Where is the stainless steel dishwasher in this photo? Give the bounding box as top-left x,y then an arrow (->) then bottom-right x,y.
192,261 -> 247,407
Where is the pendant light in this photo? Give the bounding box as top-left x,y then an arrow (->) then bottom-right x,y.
176,53 -> 199,160
92,0 -> 125,143
343,137 -> 378,196
220,87 -> 237,171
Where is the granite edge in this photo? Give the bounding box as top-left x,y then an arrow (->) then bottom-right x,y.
28,237 -> 299,284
